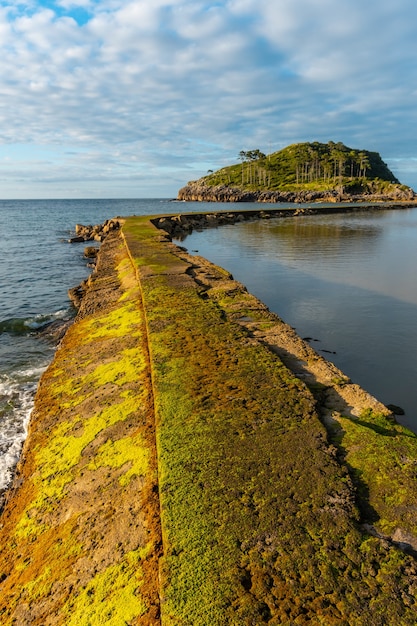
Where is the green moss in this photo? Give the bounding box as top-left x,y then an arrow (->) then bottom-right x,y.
63,546 -> 151,625
337,409 -> 417,535
332,375 -> 350,386
137,271 -> 348,623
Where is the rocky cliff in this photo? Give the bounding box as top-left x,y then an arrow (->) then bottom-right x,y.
177,179 -> 416,203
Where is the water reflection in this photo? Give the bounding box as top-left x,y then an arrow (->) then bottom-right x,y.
266,219 -> 380,248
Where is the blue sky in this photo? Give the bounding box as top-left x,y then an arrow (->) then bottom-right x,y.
0,0 -> 416,198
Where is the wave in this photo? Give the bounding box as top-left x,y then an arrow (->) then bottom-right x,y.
0,365 -> 47,492
0,309 -> 72,336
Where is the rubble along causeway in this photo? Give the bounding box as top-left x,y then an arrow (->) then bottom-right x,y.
1,211 -> 417,625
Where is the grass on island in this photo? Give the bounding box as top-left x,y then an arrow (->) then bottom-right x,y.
196,141 -> 411,196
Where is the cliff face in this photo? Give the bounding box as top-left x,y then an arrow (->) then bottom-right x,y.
2,214 -> 417,625
177,180 -> 416,203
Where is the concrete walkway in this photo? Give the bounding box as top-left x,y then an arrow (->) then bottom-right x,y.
1,216 -> 417,625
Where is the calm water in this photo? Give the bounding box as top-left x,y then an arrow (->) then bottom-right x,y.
1,200 -> 417,493
182,207 -> 417,432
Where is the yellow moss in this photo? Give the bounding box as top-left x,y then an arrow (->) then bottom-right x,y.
88,432 -> 150,486
116,258 -> 136,286
38,400 -> 134,477
15,395 -> 143,539
23,566 -> 53,601
85,347 -> 146,387
81,302 -> 142,342
63,546 -> 151,625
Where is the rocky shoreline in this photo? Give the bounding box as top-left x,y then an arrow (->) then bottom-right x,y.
67,218 -> 122,308
177,180 -> 416,203
67,218 -> 121,243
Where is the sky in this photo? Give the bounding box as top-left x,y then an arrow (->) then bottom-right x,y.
0,0 -> 417,198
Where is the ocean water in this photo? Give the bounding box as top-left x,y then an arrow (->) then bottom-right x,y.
1,200 -> 417,496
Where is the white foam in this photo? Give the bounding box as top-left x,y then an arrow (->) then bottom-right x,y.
0,365 -> 47,491
25,308 -> 72,331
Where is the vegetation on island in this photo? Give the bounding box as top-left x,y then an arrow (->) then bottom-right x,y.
198,141 -> 411,195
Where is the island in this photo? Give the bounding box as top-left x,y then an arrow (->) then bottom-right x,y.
1,210 -> 417,625
178,141 -> 416,203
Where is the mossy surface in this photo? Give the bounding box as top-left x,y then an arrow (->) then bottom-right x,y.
0,232 -> 161,625
336,408 -> 417,536
62,546 -> 151,625
89,431 -> 150,487
123,216 -> 417,625
2,216 -> 417,625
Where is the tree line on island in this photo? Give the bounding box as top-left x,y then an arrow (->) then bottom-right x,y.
204,141 -> 402,193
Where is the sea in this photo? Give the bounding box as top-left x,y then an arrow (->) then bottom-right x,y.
1,199 -> 417,494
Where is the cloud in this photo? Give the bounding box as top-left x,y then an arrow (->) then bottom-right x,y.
0,0 -> 416,197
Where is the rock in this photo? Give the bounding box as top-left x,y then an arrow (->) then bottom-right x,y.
36,319 -> 74,342
69,219 -> 121,243
156,218 -> 174,233
84,246 -> 99,259
392,528 -> 417,555
386,404 -> 405,415
68,279 -> 89,308
177,180 -> 416,204
68,236 -> 85,243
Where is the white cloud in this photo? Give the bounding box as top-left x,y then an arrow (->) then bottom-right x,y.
0,0 -> 415,197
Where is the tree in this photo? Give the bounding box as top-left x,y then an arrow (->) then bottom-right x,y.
358,152 -> 370,178
238,150 -> 266,186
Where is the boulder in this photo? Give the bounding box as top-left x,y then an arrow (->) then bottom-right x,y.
386,404 -> 405,415
84,246 -> 99,259
69,219 -> 121,243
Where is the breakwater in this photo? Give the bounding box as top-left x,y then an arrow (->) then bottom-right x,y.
1,214 -> 417,625
153,201 -> 417,239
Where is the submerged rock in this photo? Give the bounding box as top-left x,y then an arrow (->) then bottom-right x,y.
386,403 -> 405,415
36,319 -> 74,342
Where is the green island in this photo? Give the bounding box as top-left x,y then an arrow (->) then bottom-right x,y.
1,206 -> 417,625
178,141 -> 416,203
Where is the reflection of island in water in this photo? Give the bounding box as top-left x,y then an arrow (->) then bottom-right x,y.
207,212 -> 412,306
236,215 -> 380,258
